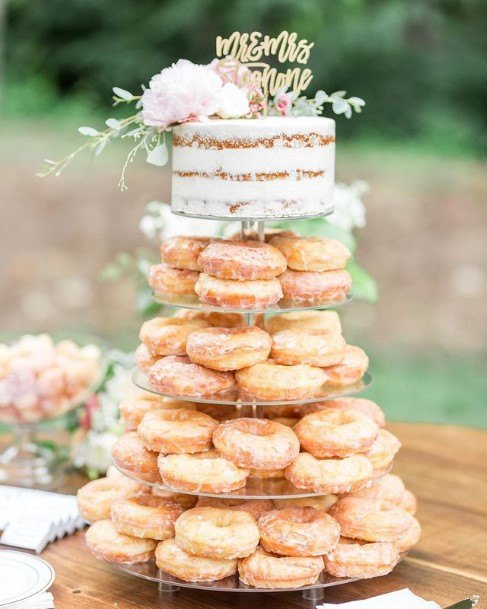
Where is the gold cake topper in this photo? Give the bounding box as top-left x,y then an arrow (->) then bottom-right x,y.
215,31 -> 314,101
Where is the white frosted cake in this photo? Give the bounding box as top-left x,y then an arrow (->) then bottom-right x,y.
171,116 -> 335,219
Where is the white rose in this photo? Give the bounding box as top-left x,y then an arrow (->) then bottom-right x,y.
217,83 -> 250,119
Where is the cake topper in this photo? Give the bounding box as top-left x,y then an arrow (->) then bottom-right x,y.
215,31 -> 314,100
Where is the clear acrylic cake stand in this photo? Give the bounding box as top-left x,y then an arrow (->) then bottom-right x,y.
105,218 -> 376,600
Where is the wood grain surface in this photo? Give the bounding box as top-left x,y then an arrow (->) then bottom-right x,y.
7,422 -> 487,608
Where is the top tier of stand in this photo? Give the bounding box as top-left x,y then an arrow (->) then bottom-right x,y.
171,208 -> 334,223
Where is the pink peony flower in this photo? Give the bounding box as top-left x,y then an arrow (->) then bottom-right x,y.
275,92 -> 293,116
141,59 -> 223,130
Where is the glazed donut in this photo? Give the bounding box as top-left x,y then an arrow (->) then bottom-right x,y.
329,497 -> 411,542
186,326 -> 271,371
77,476 -> 142,522
106,464 -> 127,480
235,361 -> 328,401
160,236 -> 217,271
294,408 -> 379,458
279,269 -> 352,303
238,547 -> 323,589
111,494 -> 184,540
269,236 -> 351,272
284,453 -> 373,494
345,474 -> 406,505
261,403 -> 312,420
155,538 -> 237,582
265,310 -> 342,335
271,329 -> 346,367
395,516 -> 421,552
258,507 -> 340,556
213,418 -> 300,470
248,468 -> 285,479
135,343 -> 160,373
137,408 -> 218,454
86,520 -> 156,564
111,431 -> 159,478
195,497 -> 274,520
195,273 -> 282,310
120,394 -> 196,432
139,317 -> 209,357
148,263 -> 199,296
148,356 -> 236,397
269,417 -> 299,428
175,507 -> 260,559
229,228 -> 300,242
174,309 -> 245,328
150,488 -> 198,509
196,403 -> 238,421
323,345 -> 369,386
198,241 -> 287,281
363,429 -> 401,478
401,489 -> 418,515
310,397 -> 385,428
324,538 -> 399,579
158,450 -> 249,494
273,495 -> 338,511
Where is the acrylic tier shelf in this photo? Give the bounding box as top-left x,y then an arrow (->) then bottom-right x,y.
154,292 -> 352,314
114,462 -> 390,500
115,561 -> 357,595
171,208 -> 334,222
132,368 -> 372,406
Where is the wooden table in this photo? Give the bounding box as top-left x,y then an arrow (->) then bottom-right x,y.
17,423 -> 487,607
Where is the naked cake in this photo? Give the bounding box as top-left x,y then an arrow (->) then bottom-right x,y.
171,116 -> 335,219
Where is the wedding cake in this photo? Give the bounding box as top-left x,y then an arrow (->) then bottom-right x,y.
171,116 -> 335,219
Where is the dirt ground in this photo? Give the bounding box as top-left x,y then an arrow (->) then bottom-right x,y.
0,127 -> 486,354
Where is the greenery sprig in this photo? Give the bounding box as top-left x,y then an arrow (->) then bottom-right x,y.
36,87 -> 168,191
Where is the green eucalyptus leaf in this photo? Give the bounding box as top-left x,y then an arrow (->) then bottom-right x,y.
137,286 -> 162,319
347,258 -> 378,303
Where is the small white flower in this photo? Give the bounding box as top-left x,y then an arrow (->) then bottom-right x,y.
74,431 -> 119,472
328,181 -> 369,232
156,202 -> 223,238
217,83 -> 250,119
139,215 -> 159,240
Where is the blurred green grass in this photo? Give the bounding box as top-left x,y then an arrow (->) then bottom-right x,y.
362,349 -> 487,428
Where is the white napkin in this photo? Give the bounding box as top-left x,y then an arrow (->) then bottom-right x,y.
318,588 -> 441,608
0,485 -> 84,553
1,592 -> 55,609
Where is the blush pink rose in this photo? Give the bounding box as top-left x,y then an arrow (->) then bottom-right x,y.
141,59 -> 223,129
275,92 -> 292,116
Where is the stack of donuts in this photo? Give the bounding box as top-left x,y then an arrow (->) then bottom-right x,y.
136,309 -> 369,401
79,464 -> 419,586
95,391 -> 401,496
149,231 -> 352,309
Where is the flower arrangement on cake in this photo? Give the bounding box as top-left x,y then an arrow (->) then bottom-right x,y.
37,54 -> 363,191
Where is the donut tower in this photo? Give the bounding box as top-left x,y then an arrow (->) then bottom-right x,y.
78,116 -> 420,599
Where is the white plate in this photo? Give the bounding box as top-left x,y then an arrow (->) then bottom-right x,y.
0,550 -> 55,606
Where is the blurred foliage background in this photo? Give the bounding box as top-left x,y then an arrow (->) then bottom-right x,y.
4,0 -> 487,153
0,0 -> 486,426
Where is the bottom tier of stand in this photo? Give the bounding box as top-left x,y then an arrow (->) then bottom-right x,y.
114,560 -> 358,596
